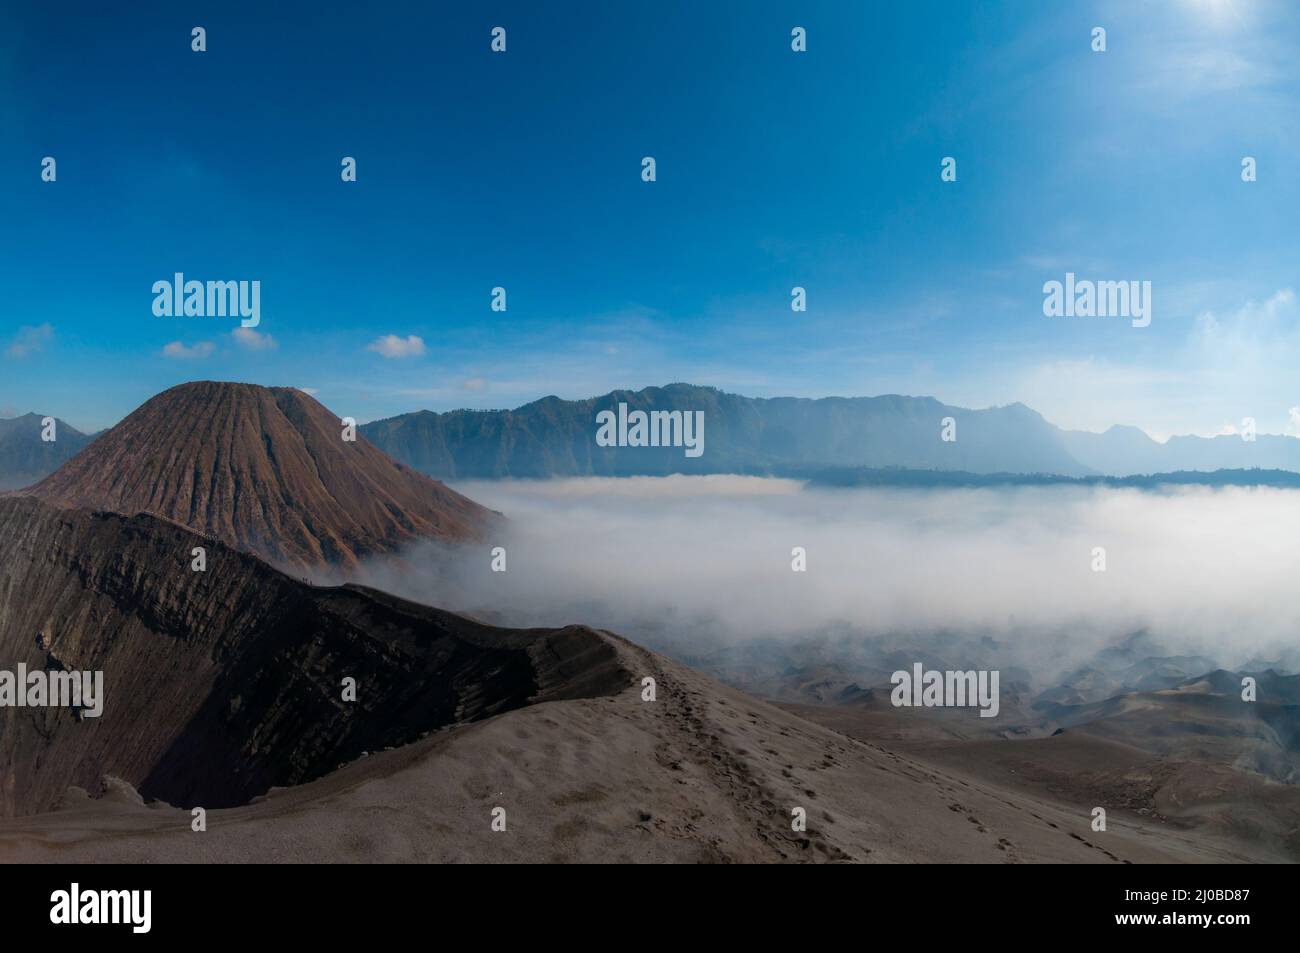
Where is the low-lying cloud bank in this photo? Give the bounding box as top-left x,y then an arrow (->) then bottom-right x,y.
359,476 -> 1300,684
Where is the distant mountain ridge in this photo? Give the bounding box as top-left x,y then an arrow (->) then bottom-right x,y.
9,383 -> 1297,487
358,384 -> 1300,480
0,413 -> 94,490
1059,425 -> 1300,475
809,467 -> 1300,490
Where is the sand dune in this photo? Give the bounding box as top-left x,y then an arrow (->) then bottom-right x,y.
788,699 -> 1297,864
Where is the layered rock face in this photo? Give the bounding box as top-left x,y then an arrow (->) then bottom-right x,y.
22,381 -> 495,571
0,496 -> 627,817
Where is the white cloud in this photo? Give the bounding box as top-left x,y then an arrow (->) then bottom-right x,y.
298,387 -> 320,396
232,328 -> 277,351
1147,45 -> 1278,97
462,377 -> 487,391
1191,288 -> 1295,347
1017,288 -> 1300,437
367,334 -> 427,359
362,477 -> 1300,679
161,340 -> 214,360
1014,358 -> 1182,436
1120,0 -> 1284,100
5,323 -> 53,359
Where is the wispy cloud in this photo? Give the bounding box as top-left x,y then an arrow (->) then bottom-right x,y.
1111,0 -> 1285,95
5,323 -> 53,359
1016,288 -> 1300,437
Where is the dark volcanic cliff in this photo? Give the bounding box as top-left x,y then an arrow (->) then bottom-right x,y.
0,496 -> 628,817
22,381 -> 494,571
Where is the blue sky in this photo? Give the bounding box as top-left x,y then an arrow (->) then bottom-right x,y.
2,0 -> 1299,438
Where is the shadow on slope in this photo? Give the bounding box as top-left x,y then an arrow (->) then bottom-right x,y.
0,496 -> 627,816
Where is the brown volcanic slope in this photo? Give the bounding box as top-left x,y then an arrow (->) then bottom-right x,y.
21,381 -> 492,571
0,496 -> 625,817
0,496 -> 1251,862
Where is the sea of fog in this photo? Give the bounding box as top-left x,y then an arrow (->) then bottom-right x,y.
359,476 -> 1300,684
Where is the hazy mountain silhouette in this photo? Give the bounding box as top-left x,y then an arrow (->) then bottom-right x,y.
11,384 -> 1299,488
360,384 -> 1300,479
809,466 -> 1300,489
19,381 -> 494,571
1060,426 -> 1300,474
360,385 -> 1092,478
0,413 -> 94,490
